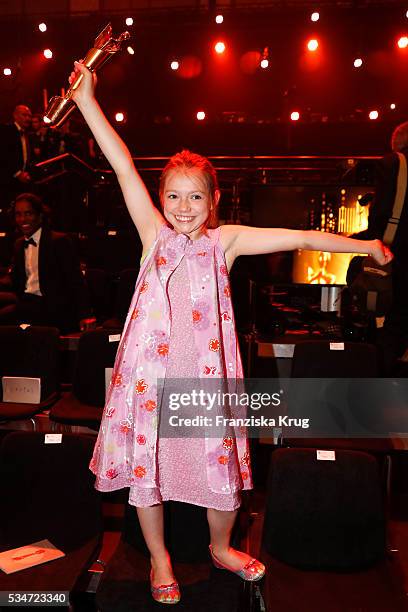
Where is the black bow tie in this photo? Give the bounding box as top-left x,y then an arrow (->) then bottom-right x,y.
24,237 -> 37,249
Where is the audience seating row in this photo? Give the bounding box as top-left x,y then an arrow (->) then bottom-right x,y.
1,326 -> 406,439
1,334 -> 408,610
1,429 -> 405,611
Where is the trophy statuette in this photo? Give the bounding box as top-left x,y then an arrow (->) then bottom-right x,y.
44,23 -> 130,128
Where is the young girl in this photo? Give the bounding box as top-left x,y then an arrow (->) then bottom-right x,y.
70,61 -> 392,605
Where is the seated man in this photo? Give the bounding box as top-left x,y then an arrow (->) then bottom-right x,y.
0,193 -> 95,333
0,105 -> 33,208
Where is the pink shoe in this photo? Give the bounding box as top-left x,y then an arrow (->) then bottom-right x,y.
150,570 -> 181,605
209,545 -> 265,582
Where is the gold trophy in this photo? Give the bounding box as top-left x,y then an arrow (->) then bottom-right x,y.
44,23 -> 130,127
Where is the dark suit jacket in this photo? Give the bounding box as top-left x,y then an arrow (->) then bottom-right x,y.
10,227 -> 90,326
355,148 -> 408,314
0,123 -> 31,200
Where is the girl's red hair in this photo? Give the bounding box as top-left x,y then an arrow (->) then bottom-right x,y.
159,150 -> 219,228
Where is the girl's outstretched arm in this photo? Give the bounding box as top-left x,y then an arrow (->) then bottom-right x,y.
69,61 -> 164,250
220,225 -> 393,270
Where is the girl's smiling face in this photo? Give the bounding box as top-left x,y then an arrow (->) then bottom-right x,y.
162,169 -> 219,240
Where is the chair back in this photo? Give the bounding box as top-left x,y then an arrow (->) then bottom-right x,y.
0,431 -> 102,552
114,268 -> 139,323
262,447 -> 386,570
0,326 -> 59,401
291,340 -> 379,378
73,329 -> 120,406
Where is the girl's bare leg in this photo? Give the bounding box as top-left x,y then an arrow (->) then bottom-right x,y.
207,508 -> 255,569
136,505 -> 176,584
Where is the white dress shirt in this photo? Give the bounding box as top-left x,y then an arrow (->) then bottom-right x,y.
24,227 -> 42,296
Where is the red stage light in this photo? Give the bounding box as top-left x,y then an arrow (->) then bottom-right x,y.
307,39 -> 319,52
3,68 -> 11,76
115,112 -> 125,122
353,58 -> 363,68
215,15 -> 224,24
127,46 -> 135,55
43,49 -> 53,59
290,111 -> 300,121
390,103 -> 396,110
170,60 -> 179,71
369,110 -> 379,120
214,41 -> 226,54
311,12 -> 320,22
196,111 -> 206,121
126,17 -> 133,26
177,56 -> 202,79
398,36 -> 408,49
240,51 -> 261,74
260,58 -> 269,69
38,23 -> 47,33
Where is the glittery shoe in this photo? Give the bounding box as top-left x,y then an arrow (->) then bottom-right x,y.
150,570 -> 181,604
209,545 -> 265,582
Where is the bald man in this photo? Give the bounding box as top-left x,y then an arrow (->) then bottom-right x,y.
0,104 -> 33,207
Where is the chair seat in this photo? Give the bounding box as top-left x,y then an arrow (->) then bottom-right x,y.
0,391 -> 59,421
260,546 -> 408,612
49,391 -> 103,428
0,536 -> 101,592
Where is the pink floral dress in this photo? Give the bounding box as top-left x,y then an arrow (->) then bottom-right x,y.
89,225 -> 252,508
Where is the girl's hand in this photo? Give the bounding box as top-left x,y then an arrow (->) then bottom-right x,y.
68,60 -> 97,106
370,239 -> 393,266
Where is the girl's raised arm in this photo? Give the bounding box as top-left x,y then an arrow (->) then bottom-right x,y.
70,61 -> 164,250
220,225 -> 393,270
